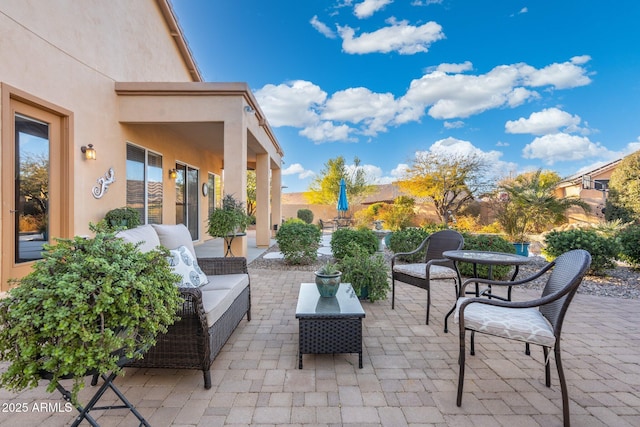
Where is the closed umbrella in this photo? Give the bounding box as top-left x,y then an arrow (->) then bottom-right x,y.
337,178 -> 349,218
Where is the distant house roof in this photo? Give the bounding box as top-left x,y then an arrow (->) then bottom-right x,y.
557,158 -> 622,188
360,183 -> 408,205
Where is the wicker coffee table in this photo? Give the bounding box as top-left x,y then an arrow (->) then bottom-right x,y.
295,283 -> 366,369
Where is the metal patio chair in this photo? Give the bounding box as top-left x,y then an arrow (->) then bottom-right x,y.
391,229 -> 464,326
455,249 -> 591,427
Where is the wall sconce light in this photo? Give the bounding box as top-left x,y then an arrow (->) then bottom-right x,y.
168,168 -> 178,179
80,144 -> 96,160
244,105 -> 255,113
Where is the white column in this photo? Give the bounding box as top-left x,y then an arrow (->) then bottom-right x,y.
271,167 -> 282,234
223,115 -> 248,257
255,153 -> 270,247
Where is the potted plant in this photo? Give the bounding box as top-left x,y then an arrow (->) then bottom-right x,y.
314,261 -> 342,297
104,206 -> 141,230
0,222 -> 182,404
208,194 -> 251,237
339,242 -> 390,302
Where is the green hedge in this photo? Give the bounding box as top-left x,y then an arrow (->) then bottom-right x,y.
276,219 -> 321,265
330,228 -> 378,260
458,233 -> 515,280
617,224 -> 640,268
387,228 -> 429,262
543,229 -> 617,274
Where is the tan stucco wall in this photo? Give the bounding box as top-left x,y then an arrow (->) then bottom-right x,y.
0,0 -> 196,236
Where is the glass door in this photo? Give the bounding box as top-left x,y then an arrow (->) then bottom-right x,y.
175,163 -> 199,240
2,95 -> 68,290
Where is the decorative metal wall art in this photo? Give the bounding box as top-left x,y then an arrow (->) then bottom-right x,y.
92,168 -> 115,199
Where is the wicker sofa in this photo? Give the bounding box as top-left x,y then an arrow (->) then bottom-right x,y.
116,224 -> 250,389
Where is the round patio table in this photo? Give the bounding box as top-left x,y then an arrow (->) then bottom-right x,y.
442,250 -> 531,333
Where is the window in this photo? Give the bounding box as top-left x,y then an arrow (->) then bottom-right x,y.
126,143 -> 163,224
207,172 -> 221,218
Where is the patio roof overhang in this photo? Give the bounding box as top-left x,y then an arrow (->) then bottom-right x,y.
114,82 -> 283,169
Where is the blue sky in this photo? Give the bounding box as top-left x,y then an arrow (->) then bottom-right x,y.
171,0 -> 640,193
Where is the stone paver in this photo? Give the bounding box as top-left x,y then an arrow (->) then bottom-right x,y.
1,266 -> 639,426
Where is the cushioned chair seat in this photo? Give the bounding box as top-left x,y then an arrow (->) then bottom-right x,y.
455,297 -> 556,347
200,275 -> 249,327
393,263 -> 458,280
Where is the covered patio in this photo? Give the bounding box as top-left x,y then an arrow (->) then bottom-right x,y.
1,264 -> 638,426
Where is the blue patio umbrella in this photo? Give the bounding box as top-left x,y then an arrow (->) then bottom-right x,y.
337,178 -> 349,217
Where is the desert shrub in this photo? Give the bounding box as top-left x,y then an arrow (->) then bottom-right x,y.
379,196 -> 416,230
453,215 -> 480,232
339,243 -> 390,302
617,224 -> 640,268
543,228 -> 617,274
477,221 -> 503,234
276,219 -> 321,265
458,233 -> 515,280
296,208 -> 314,224
330,227 -> 378,260
387,227 -> 429,262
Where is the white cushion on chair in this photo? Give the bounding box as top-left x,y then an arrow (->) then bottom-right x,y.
454,297 -> 556,347
393,263 -> 457,280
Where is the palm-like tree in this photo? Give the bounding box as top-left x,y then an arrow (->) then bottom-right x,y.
496,170 -> 590,241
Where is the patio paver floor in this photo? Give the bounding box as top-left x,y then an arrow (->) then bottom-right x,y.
1,267 -> 639,426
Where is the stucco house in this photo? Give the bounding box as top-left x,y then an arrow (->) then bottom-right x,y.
555,158 -> 622,224
0,0 -> 284,291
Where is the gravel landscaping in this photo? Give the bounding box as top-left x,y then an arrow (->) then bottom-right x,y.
249,244 -> 640,300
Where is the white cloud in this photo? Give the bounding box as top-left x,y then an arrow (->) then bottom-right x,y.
322,87 -> 398,135
444,120 -> 465,129
519,7 -> 528,14
282,163 -> 315,179
435,61 -> 473,73
254,80 -> 326,127
390,163 -> 410,178
522,134 -> 608,164
353,0 -> 393,19
254,57 -> 593,144
505,108 -> 584,135
338,18 -> 445,55
411,0 -> 443,5
299,121 -> 355,142
310,15 -> 336,39
521,56 -> 592,89
402,58 -> 591,119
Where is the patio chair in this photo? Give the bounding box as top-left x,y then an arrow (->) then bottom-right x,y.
318,219 -> 335,232
455,249 -> 591,427
391,229 -> 464,326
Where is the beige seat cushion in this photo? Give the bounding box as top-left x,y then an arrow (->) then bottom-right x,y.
116,224 -> 161,253
455,297 -> 556,347
393,263 -> 457,280
200,274 -> 249,327
152,224 -> 196,258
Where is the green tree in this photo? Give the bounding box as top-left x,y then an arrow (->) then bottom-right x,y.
605,150 -> 640,222
398,152 -> 493,224
496,169 -> 589,240
305,156 -> 374,206
246,170 -> 256,217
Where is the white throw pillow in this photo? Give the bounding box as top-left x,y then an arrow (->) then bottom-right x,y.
168,245 -> 209,288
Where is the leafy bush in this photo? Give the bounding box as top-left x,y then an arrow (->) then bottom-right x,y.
339,243 -> 390,302
543,228 -> 617,274
104,206 -> 141,230
330,227 -> 378,260
387,227 -> 429,262
276,219 -> 321,265
0,223 -> 181,403
459,233 -> 515,279
296,208 -> 314,224
617,224 -> 640,268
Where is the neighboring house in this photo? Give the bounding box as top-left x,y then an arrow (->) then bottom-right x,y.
0,0 -> 284,291
555,158 -> 622,224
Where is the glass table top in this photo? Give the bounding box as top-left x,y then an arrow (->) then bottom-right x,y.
296,283 -> 366,318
